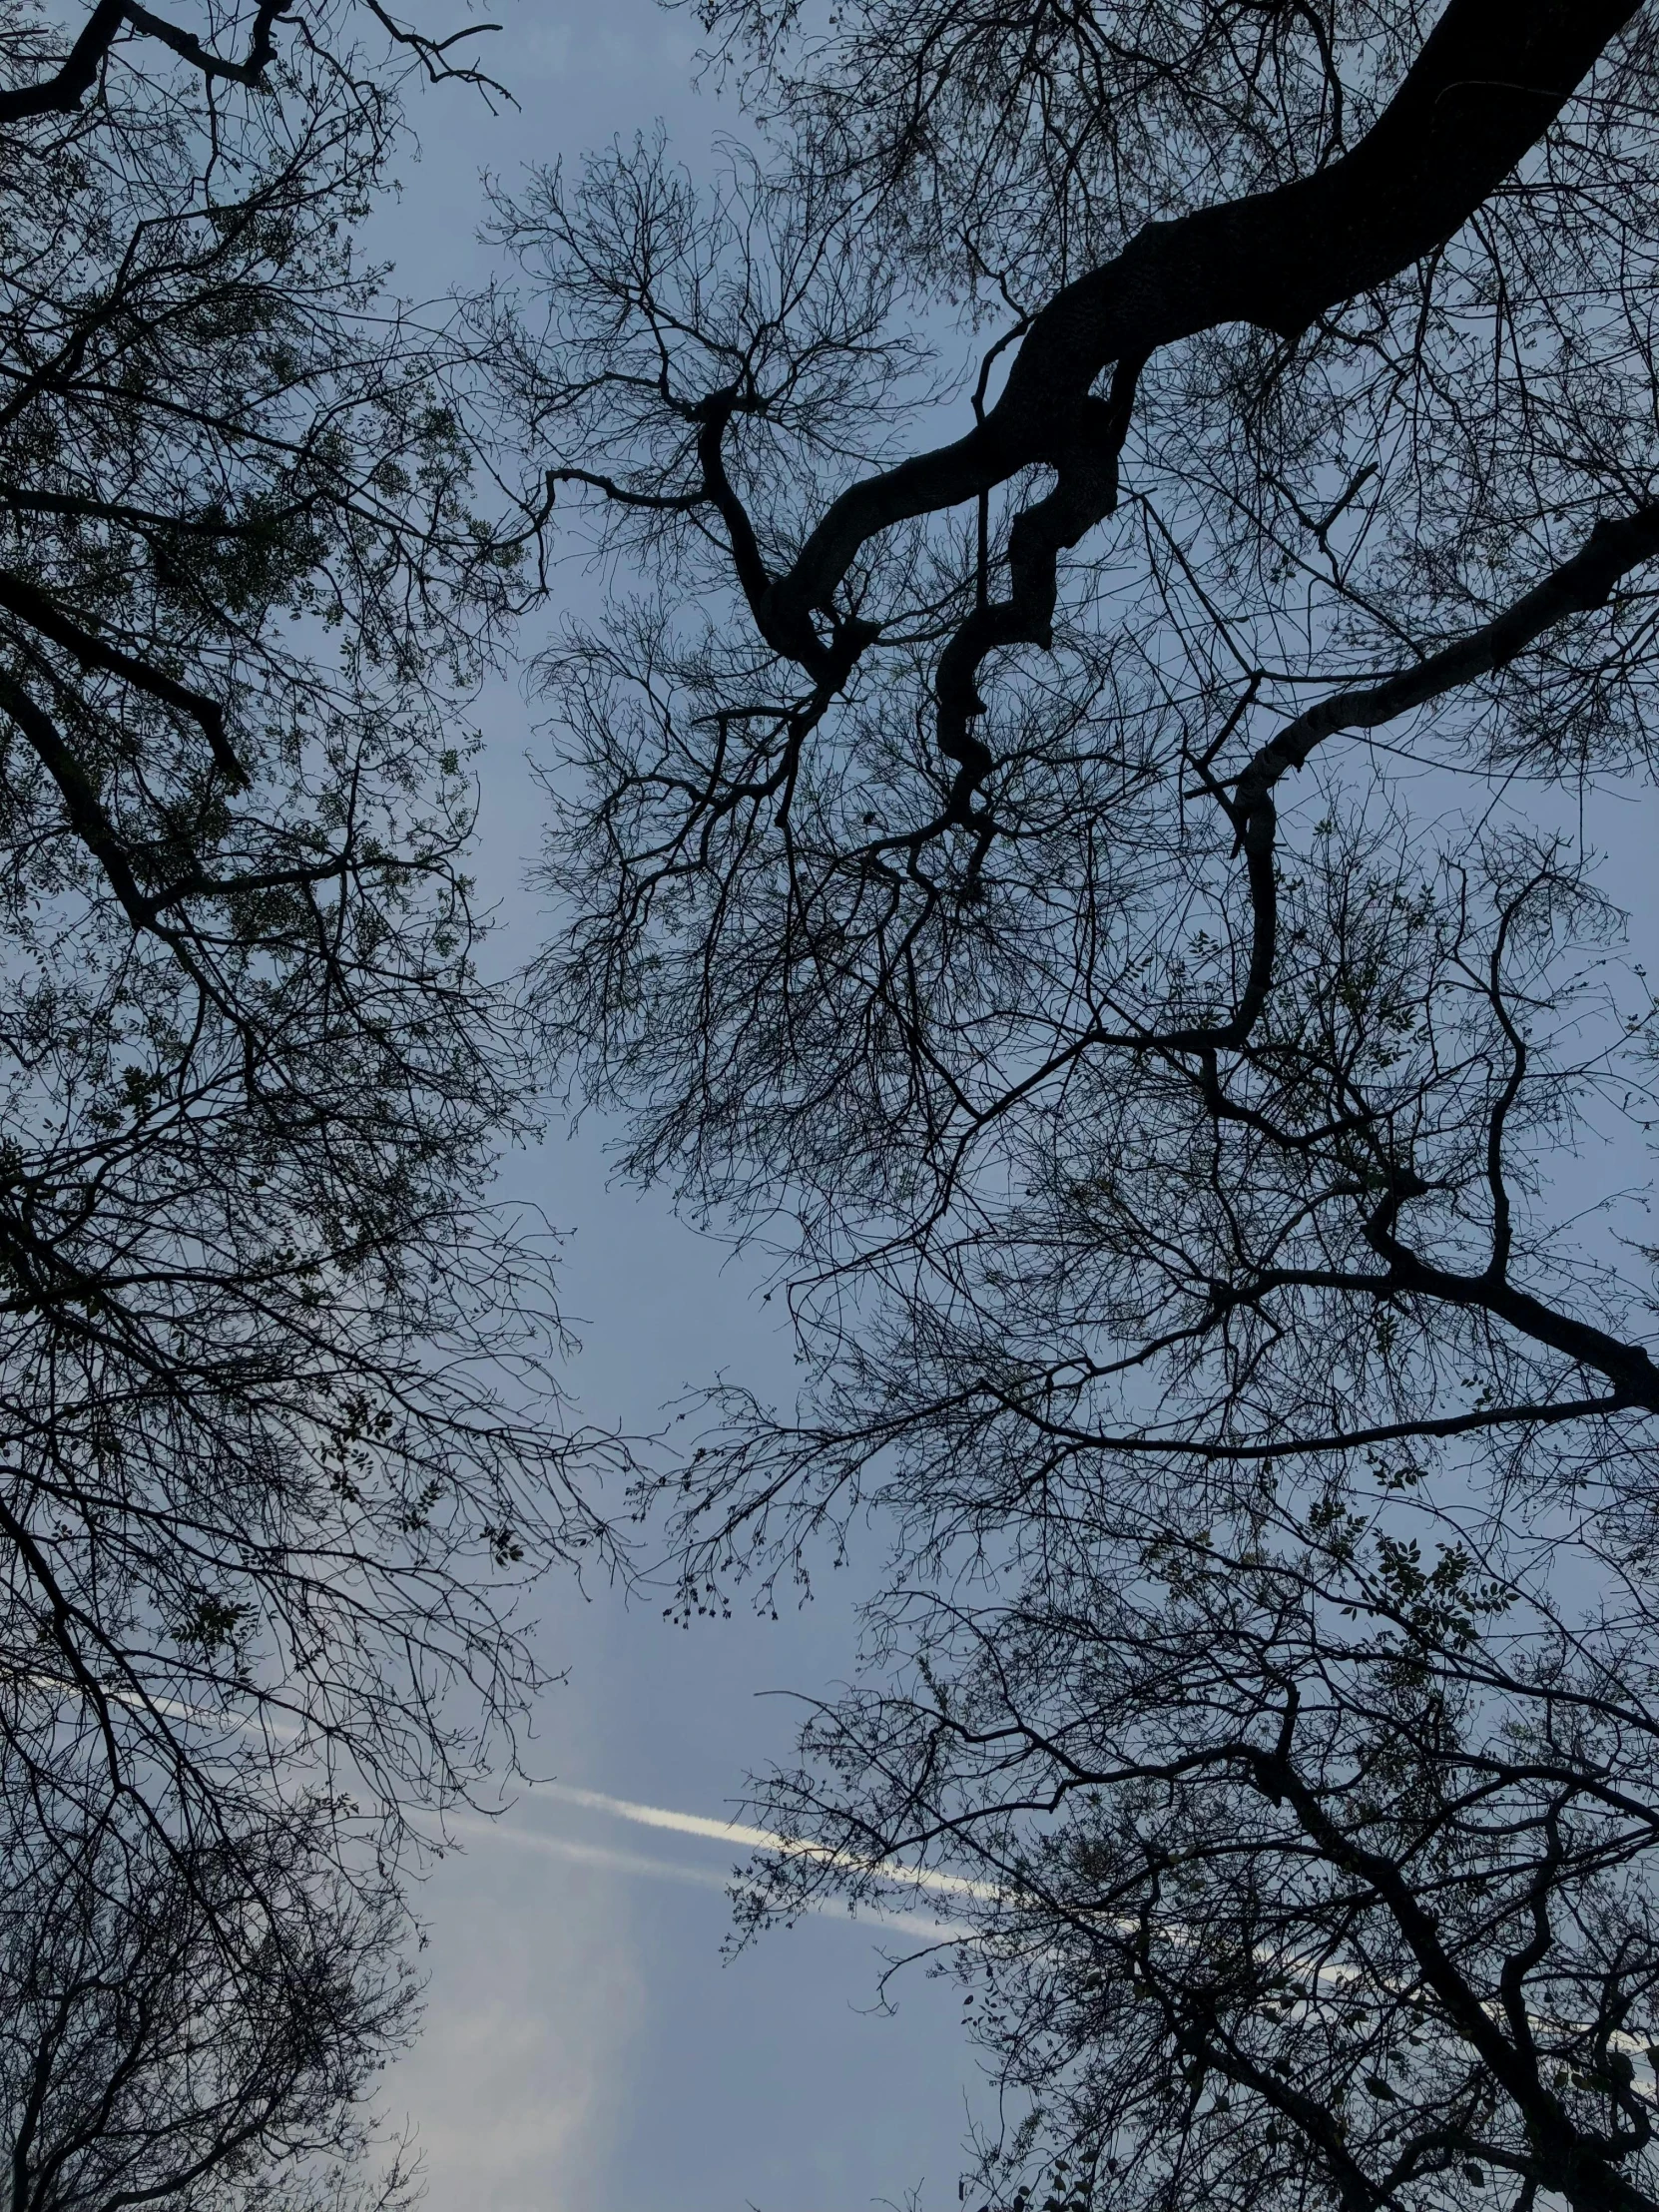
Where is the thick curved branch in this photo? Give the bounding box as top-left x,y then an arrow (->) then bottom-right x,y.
0,0 -> 283,120
0,0 -> 126,120
932,359 -> 1144,830
764,0 -> 1640,641
118,0 -> 283,88
1363,1220 -> 1659,1415
0,567 -> 246,785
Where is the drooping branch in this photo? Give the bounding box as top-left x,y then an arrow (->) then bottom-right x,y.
1181,499 -> 1659,1052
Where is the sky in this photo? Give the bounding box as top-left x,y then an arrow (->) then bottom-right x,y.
348,11 -> 993,2209
382,1134 -> 983,2212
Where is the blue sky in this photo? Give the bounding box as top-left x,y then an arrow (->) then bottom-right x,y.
386,1133 -> 982,2212
355,11 -> 990,2207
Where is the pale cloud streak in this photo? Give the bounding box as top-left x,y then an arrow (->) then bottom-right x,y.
445,1804 -> 963,1938
533,1781 -> 1001,1903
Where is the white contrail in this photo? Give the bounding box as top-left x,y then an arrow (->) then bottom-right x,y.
5,1655 -> 981,1914
443,1813 -> 753,1894
30,1655 -> 1646,2073
442,1810 -> 959,1938
535,1780 -> 1002,1902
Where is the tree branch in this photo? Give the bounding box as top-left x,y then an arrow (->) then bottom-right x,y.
764,0 -> 1642,638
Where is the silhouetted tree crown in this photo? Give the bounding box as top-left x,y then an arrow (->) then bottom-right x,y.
0,0 -> 617,2187
0,1795 -> 420,2212
504,5 -> 1659,2209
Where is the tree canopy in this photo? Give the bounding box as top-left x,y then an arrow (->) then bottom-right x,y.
0,1788 -> 419,2212
505,4 -> 1659,2208
0,0 -> 618,2196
